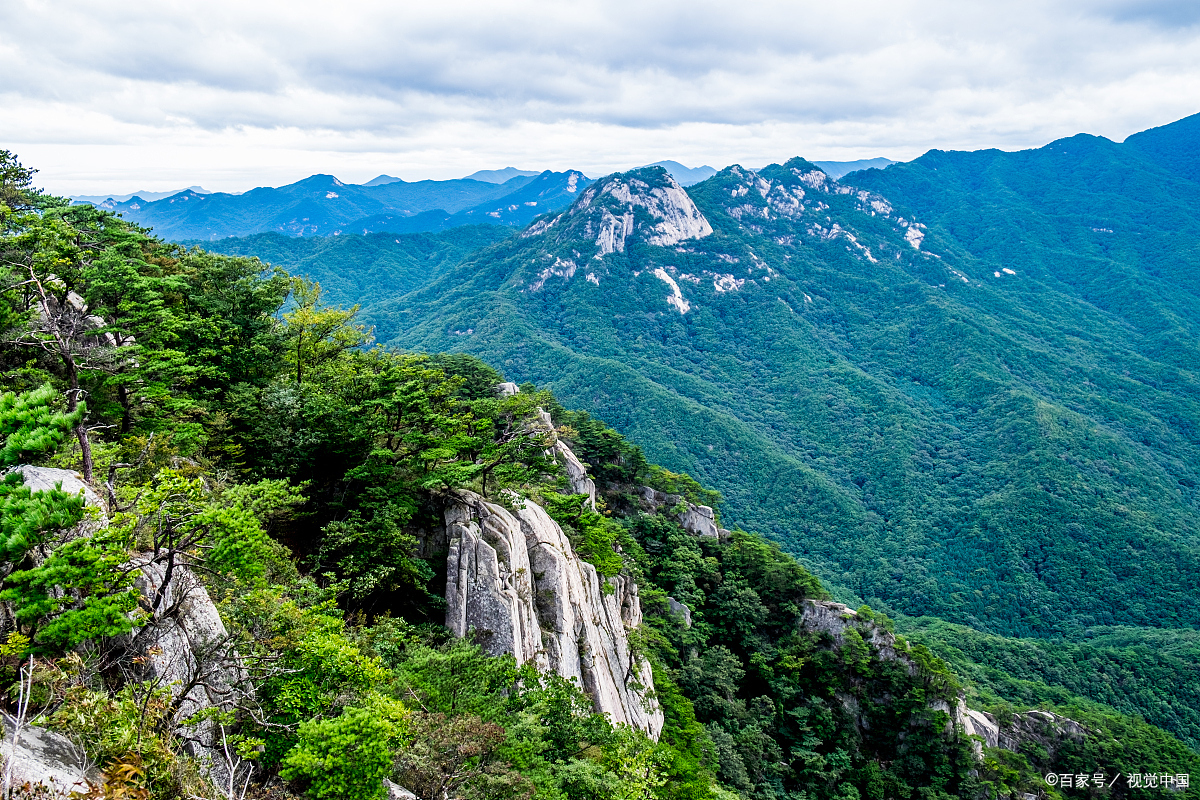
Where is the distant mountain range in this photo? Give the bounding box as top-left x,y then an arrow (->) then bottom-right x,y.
70,185 -> 214,204
812,157 -> 896,178
78,159 -> 898,241
99,170 -> 590,241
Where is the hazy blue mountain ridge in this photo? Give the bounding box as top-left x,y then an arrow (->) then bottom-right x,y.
349,170 -> 593,235
463,166 -> 543,183
814,157 -> 897,178
644,160 -> 719,185
103,170 -> 573,240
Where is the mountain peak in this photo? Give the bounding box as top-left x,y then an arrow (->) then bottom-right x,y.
363,174 -> 404,187
463,167 -> 542,184
643,160 -> 718,186
524,166 -> 712,255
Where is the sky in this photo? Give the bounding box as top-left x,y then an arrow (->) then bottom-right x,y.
3,0 -> 1200,195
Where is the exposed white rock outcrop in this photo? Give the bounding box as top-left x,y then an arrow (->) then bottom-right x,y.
443,490 -> 663,738
652,268 -> 691,314
997,709 -> 1086,753
602,175 -> 712,247
385,779 -> 418,799
529,257 -> 578,292
678,503 -> 719,538
960,703 -> 1000,753
530,407 -> 597,509
553,440 -> 597,509
595,209 -> 635,255
798,600 -> 904,661
2,712 -> 100,796
8,466 -> 108,568
126,560 -> 242,788
11,466 -> 104,512
528,168 -> 711,258
667,596 -> 692,628
637,486 -> 730,539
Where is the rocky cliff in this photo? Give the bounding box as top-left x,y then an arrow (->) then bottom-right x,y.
440,426 -> 663,738
10,466 -> 245,790
443,491 -> 663,737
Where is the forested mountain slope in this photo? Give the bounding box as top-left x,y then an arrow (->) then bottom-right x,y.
366,151 -> 1200,645
195,226 -> 514,312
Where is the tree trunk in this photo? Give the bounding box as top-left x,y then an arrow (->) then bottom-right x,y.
63,359 -> 93,484
118,384 -> 132,434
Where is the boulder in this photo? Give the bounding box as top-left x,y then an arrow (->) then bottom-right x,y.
553,439 -> 597,509
963,707 -> 1000,750
1,712 -> 100,796
667,596 -> 692,628
799,600 -> 906,663
637,486 -> 724,539
11,466 -> 107,542
526,406 -> 597,509
11,466 -> 104,512
384,779 -> 418,799
678,504 -> 719,539
997,709 -> 1086,755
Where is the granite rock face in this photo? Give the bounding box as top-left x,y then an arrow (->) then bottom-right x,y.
798,600 -> 904,662
11,466 -> 105,512
960,704 -> 1000,755
667,596 -> 692,628
384,779 -> 418,799
126,560 -> 243,788
443,489 -> 663,738
532,407 -> 597,509
637,486 -> 730,539
1,712 -> 100,796
11,465 -> 108,544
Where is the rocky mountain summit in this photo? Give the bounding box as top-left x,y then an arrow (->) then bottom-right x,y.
521,166 -> 713,292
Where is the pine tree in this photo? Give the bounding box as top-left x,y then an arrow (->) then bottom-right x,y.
0,384 -> 86,566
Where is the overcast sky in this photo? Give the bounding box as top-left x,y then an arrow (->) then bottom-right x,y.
3,0 -> 1199,194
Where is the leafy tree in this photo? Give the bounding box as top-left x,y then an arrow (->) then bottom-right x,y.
282,279 -> 370,385
463,389 -> 558,497
0,150 -> 38,214
281,705 -> 399,800
120,470 -> 300,610
395,711 -> 531,800
541,491 -> 624,577
0,383 -> 82,467
317,499 -> 436,608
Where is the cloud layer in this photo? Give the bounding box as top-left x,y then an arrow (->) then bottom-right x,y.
4,0 -> 1200,193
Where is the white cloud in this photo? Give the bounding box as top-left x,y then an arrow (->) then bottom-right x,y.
3,0 -> 1199,194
